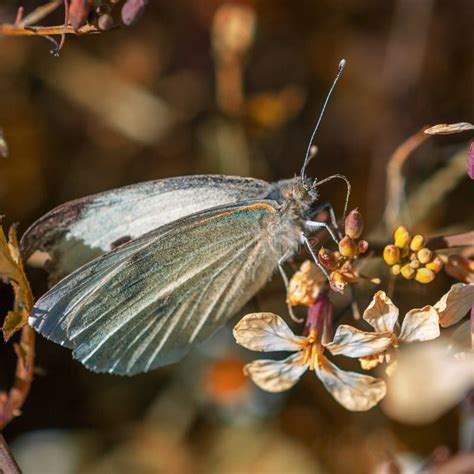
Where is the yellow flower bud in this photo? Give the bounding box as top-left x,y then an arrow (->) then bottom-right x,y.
415,268 -> 435,284
391,264 -> 401,276
329,271 -> 347,293
394,226 -> 410,248
409,259 -> 421,269
338,236 -> 357,258
425,256 -> 443,273
383,244 -> 400,265
410,234 -> 425,251
401,264 -> 415,279
417,248 -> 433,264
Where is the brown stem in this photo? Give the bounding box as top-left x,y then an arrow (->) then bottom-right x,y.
0,434 -> 21,473
0,22 -> 100,37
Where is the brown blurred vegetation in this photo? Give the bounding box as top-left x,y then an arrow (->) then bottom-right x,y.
0,1 -> 473,473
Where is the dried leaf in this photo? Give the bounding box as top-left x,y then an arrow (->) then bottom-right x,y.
424,122 -> 474,135
0,225 -> 20,281
3,309 -> 29,342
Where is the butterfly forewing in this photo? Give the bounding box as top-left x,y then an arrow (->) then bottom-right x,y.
21,175 -> 272,283
29,200 -> 300,375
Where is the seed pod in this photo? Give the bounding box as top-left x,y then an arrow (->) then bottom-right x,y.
69,0 -> 90,31
318,247 -> 338,270
383,245 -> 400,266
98,13 -> 114,31
410,234 -> 425,251
121,0 -> 148,26
329,271 -> 346,293
394,226 -> 410,248
415,268 -> 435,284
357,240 -> 369,254
426,256 -> 443,273
401,264 -> 415,280
417,248 -> 433,264
344,208 -> 364,239
339,236 -> 357,258
391,264 -> 401,276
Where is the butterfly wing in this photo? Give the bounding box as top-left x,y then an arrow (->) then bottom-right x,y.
29,200 -> 300,375
21,175 -> 272,282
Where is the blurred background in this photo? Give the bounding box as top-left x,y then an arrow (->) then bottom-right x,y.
0,0 -> 473,472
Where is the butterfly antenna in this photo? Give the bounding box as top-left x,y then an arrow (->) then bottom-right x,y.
300,59 -> 346,179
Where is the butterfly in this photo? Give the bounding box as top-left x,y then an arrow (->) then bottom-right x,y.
23,60 -> 348,375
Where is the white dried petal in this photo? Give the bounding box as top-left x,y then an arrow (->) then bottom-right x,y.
383,340 -> 474,424
363,291 -> 399,333
316,356 -> 387,411
399,306 -> 440,343
244,353 -> 308,392
233,312 -> 304,352
424,122 -> 474,135
325,325 -> 393,358
434,283 -> 474,327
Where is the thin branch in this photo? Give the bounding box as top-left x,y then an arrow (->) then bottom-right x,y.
0,22 -> 100,37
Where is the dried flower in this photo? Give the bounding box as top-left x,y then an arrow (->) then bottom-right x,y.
287,260 -> 325,306
383,340 -> 474,424
233,312 -> 387,411
434,283 -> 474,327
326,291 -> 440,373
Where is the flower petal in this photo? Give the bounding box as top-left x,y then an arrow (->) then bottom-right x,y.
363,291 -> 399,333
383,340 -> 474,424
244,353 -> 309,392
325,325 -> 393,358
315,356 -> 387,411
434,283 -> 474,327
233,312 -> 305,352
399,306 -> 440,343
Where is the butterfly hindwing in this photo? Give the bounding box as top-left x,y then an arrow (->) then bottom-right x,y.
29,200 -> 300,375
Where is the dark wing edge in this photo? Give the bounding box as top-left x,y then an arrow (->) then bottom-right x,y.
29,200 -> 287,375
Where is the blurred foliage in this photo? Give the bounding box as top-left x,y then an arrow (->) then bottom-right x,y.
0,0 -> 473,472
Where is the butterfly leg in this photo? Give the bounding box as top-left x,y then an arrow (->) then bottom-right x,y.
304,220 -> 339,246
278,251 -> 304,323
302,234 -> 331,281
310,201 -> 342,239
